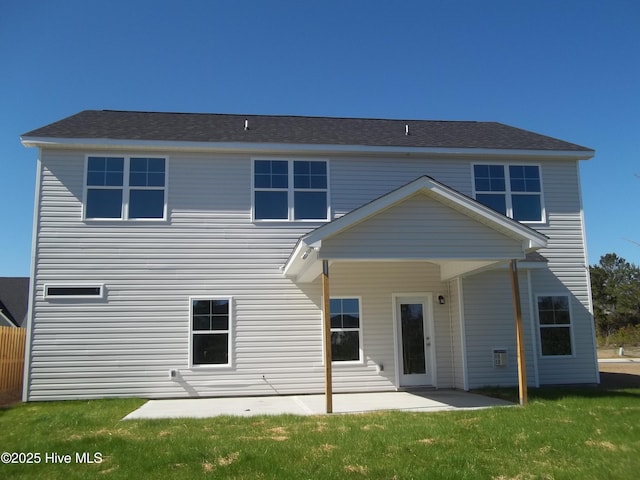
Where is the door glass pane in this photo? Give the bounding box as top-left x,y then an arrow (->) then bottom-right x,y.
401,303 -> 426,374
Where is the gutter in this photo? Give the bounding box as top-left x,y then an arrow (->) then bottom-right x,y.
20,136 -> 595,161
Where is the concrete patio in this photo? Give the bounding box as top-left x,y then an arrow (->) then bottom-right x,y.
123,390 -> 514,420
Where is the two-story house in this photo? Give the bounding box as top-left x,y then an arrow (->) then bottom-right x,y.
20,110 -> 598,402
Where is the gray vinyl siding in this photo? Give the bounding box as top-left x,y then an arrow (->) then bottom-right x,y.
462,269 -> 536,389
531,161 -> 598,384
27,149 -> 597,400
331,157 -> 472,216
329,262 -> 456,390
29,150 -> 327,400
321,193 -> 524,260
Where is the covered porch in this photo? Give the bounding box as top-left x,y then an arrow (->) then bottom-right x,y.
283,177 -> 548,412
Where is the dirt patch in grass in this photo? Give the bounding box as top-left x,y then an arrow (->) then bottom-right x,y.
361,423 -> 385,431
344,464 -> 368,475
417,438 -> 436,445
217,452 -> 240,466
585,440 -> 617,451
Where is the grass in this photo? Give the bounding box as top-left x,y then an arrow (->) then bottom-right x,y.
1,387 -> 639,479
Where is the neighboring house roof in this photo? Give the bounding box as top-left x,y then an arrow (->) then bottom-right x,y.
0,277 -> 30,327
21,110 -> 593,152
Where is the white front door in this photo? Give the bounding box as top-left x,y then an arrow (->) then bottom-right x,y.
395,295 -> 433,387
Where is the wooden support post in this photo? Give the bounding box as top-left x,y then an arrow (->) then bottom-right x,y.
509,259 -> 528,406
322,260 -> 333,413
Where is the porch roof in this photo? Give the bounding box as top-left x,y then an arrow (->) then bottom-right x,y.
283,176 -> 548,282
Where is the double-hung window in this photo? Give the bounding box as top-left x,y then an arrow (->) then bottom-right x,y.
191,298 -> 231,366
329,298 -> 362,362
473,164 -> 543,222
537,295 -> 573,356
85,156 -> 167,220
253,159 -> 328,221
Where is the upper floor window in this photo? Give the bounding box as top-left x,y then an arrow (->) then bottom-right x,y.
85,156 -> 167,220
253,159 -> 328,221
473,164 -> 543,222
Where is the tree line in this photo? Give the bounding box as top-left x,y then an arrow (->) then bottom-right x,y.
590,253 -> 640,345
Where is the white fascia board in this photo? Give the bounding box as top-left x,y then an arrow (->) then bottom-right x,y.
282,240 -> 307,278
19,136 -> 595,160
283,242 -> 323,282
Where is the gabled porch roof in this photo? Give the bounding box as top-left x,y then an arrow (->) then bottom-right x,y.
283,176 -> 548,282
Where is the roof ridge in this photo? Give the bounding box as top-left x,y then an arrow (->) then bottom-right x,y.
96,109 -> 486,124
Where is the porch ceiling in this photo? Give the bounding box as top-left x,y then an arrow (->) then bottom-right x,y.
283,176 -> 548,283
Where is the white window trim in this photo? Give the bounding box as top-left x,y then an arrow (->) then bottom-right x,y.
536,293 -> 575,359
44,284 -> 105,300
83,154 -> 169,222
471,162 -> 546,224
251,157 -> 331,222
189,296 -> 233,368
326,296 -> 364,365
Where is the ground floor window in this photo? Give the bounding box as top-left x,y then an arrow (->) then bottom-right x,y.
537,295 -> 572,356
191,298 -> 231,366
330,298 -> 362,362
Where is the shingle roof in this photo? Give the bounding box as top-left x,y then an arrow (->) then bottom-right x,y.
0,277 -> 29,327
22,110 -> 592,152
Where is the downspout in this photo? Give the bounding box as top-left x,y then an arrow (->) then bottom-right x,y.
321,260 -> 333,413
457,276 -> 469,391
527,270 -> 540,387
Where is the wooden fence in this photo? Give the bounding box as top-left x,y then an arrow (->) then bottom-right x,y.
0,326 -> 26,394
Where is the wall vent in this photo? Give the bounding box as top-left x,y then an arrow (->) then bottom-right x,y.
493,349 -> 507,367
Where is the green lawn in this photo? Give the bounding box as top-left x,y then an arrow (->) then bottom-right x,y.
1,387 -> 639,479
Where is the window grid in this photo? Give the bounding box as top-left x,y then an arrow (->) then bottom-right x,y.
329,297 -> 362,363
85,156 -> 167,221
191,298 -> 232,367
537,295 -> 573,357
253,159 -> 329,221
473,164 -> 544,222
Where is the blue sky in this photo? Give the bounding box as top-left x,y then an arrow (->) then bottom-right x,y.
1,0 -> 639,276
